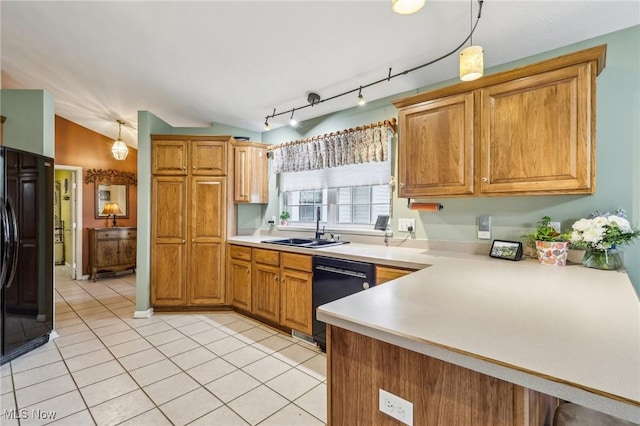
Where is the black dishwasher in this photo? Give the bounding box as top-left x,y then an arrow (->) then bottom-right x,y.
312,256 -> 375,350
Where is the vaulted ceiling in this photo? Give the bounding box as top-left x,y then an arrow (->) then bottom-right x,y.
1,1 -> 638,147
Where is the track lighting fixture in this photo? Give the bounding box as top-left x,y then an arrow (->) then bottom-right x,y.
264,118 -> 270,131
111,120 -> 128,160
358,87 -> 366,106
460,0 -> 484,82
392,0 -> 426,15
263,0 -> 484,129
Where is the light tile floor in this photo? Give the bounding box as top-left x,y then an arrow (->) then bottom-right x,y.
0,268 -> 327,426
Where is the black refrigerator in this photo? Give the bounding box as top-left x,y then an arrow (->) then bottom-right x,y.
1,146 -> 54,365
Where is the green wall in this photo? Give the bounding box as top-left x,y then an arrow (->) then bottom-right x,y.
261,26 -> 640,294
0,89 -> 55,157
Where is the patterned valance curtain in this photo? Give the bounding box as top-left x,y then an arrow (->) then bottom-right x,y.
269,120 -> 395,174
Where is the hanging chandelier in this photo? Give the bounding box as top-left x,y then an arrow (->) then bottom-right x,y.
111,119 -> 129,160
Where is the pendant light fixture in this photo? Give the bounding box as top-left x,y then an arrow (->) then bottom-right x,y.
392,0 -> 426,15
459,0 -> 484,81
111,119 -> 129,160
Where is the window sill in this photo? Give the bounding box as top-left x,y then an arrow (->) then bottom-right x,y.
275,224 -> 390,237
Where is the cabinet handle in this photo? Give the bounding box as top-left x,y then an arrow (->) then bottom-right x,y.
274,275 -> 279,281
399,183 -> 405,188
192,238 -> 196,243
192,166 -> 196,169
246,269 -> 250,275
482,177 -> 488,182
182,166 -> 186,170
182,240 -> 186,244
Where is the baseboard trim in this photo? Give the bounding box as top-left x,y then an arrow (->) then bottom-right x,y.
134,308 -> 154,319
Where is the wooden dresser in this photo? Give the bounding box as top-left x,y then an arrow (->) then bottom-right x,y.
88,227 -> 137,281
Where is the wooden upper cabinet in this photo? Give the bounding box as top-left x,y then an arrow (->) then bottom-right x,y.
479,64 -> 593,195
191,141 -> 227,175
152,135 -> 230,176
152,140 -> 188,175
398,92 -> 474,197
393,44 -> 606,198
234,142 -> 268,204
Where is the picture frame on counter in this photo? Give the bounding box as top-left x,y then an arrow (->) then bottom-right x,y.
489,240 -> 523,261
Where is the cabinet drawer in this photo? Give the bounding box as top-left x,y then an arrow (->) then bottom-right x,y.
376,265 -> 416,285
95,229 -> 137,240
282,253 -> 312,272
253,248 -> 280,266
229,245 -> 252,261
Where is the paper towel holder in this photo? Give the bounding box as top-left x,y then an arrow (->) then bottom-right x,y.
407,199 -> 444,212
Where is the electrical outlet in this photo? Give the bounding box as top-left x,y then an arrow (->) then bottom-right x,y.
550,222 -> 561,233
379,389 -> 413,426
398,218 -> 415,232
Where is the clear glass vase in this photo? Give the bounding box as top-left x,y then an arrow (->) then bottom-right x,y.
581,248 -> 624,270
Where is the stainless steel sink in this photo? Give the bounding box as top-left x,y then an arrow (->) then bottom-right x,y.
261,238 -> 349,249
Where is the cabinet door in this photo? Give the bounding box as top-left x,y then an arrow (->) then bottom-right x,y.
479,63 -> 594,195
252,263 -> 280,323
229,258 -> 251,311
398,92 -> 474,197
97,240 -> 119,267
191,141 -> 227,176
151,176 -> 187,306
152,140 -> 188,175
189,177 -> 226,305
118,238 -> 136,266
280,268 -> 312,335
234,146 -> 250,203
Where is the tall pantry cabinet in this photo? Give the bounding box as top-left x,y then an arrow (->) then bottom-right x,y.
150,136 -> 230,308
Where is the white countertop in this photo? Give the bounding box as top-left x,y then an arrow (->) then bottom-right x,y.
228,236 -> 640,422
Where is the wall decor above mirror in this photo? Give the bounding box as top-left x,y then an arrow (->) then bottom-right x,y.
84,169 -> 137,220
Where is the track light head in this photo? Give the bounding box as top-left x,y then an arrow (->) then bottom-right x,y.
357,87 -> 366,106
307,92 -> 321,106
264,118 -> 270,131
289,109 -> 297,126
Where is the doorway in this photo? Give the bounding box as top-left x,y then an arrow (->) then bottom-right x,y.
53,165 -> 82,280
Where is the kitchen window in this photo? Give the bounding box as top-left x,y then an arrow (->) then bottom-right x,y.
283,184 -> 390,227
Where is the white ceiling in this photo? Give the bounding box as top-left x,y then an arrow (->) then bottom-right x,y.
1,1 -> 638,147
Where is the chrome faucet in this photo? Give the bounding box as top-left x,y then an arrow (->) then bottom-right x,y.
315,206 -> 325,240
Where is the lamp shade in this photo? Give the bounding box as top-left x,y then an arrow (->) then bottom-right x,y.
112,139 -> 129,160
392,0 -> 426,15
460,45 -> 484,82
101,203 -> 122,216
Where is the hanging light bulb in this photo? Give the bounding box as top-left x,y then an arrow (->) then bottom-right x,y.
289,109 -> 297,126
392,0 -> 426,15
264,117 -> 271,131
357,87 -> 366,106
111,120 -> 129,160
460,0 -> 484,82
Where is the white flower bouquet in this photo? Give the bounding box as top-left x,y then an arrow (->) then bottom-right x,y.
570,209 -> 640,251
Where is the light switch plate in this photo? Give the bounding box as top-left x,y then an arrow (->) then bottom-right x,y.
478,215 -> 491,240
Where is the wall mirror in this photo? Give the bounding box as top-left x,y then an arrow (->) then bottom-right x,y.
84,169 -> 137,219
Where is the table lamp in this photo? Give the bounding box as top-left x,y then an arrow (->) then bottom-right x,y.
101,203 -> 122,227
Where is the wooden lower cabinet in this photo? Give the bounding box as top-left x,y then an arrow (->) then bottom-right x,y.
327,326 -> 558,425
375,265 -> 416,285
280,253 -> 313,335
228,245 -> 313,335
252,262 -> 280,323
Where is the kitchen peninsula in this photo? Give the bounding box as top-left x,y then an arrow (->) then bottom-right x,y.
228,236 -> 639,424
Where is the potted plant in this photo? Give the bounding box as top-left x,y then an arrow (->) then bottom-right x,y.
525,216 -> 571,266
279,211 -> 290,225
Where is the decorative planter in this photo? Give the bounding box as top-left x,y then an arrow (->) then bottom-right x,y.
280,220 -> 287,226
535,241 -> 570,266
582,248 -> 624,270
